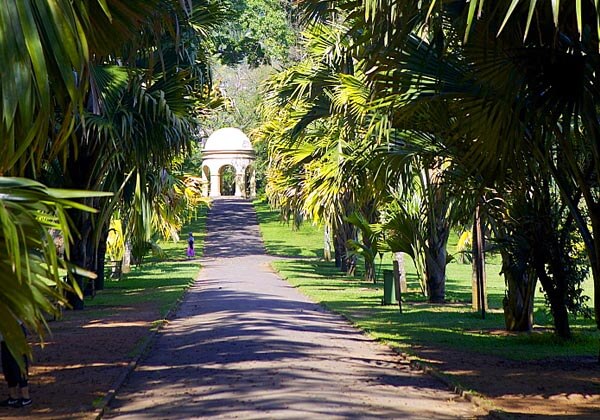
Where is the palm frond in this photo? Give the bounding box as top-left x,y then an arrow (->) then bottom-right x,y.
0,177 -> 101,361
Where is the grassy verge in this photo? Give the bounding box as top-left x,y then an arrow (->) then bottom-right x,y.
254,199 -> 324,258
254,199 -> 598,361
88,207 -> 207,316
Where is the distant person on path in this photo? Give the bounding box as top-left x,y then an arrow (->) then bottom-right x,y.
187,232 -> 195,258
0,324 -> 32,408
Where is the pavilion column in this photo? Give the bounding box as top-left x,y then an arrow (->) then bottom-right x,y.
249,168 -> 256,199
234,168 -> 244,197
210,171 -> 221,197
201,168 -> 210,197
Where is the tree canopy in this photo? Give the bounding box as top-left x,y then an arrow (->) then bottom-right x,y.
213,0 -> 298,66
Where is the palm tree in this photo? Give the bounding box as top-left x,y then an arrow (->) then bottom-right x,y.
383,154 -> 460,302
258,18 -> 391,278
295,1 -> 597,334
0,0 -> 223,351
0,0 -> 128,362
48,1 -> 226,307
424,1 -> 600,333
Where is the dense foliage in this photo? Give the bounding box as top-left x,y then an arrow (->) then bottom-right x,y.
213,0 -> 297,66
0,0 -> 224,356
257,0 -> 599,339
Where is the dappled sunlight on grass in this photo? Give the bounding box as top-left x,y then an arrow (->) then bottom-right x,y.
274,258 -> 599,361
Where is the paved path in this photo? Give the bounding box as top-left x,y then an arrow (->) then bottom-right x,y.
105,198 -> 484,419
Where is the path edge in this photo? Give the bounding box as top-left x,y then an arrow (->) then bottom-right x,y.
272,261 -> 510,420
332,305 -> 509,419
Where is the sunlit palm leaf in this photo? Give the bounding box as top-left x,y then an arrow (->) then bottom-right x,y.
0,0 -> 89,175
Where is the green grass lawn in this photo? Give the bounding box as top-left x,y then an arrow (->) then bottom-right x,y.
88,207 -> 207,316
254,200 -> 324,258
254,199 -> 598,361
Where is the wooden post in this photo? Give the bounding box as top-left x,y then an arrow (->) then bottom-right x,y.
393,252 -> 408,293
392,252 -> 406,313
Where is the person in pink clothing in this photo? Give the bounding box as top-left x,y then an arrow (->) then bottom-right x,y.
186,232 -> 195,258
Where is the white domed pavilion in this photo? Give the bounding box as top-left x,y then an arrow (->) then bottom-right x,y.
201,128 -> 256,198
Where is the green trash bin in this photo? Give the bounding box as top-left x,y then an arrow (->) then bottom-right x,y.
382,269 -> 396,305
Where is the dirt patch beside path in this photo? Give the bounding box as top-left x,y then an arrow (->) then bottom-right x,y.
410,344 -> 600,418
0,302 -> 161,420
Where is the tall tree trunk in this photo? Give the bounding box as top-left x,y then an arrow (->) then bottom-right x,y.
333,220 -> 357,275
345,222 -> 358,276
365,259 -> 376,283
589,206 -> 600,331
501,252 -> 536,332
362,233 -> 376,282
122,240 -> 132,274
425,218 -> 450,303
95,226 -> 109,291
547,289 -> 571,339
66,207 -> 95,309
323,224 -> 332,262
551,135 -> 600,333
533,241 -> 572,339
425,253 -> 446,303
424,159 -> 451,303
471,205 -> 488,313
333,229 -> 346,271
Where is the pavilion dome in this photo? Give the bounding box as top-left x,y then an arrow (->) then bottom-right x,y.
203,127 -> 253,151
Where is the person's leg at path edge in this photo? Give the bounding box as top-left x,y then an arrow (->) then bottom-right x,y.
0,328 -> 31,408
